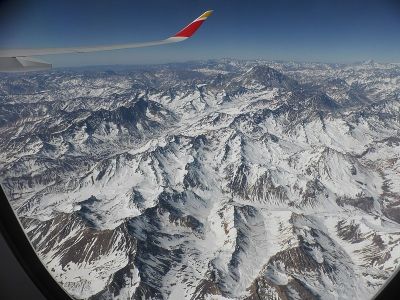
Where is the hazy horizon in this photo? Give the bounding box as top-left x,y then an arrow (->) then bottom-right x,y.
2,58 -> 399,74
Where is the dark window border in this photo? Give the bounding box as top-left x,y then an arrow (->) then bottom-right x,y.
0,185 -> 71,300
373,262 -> 399,299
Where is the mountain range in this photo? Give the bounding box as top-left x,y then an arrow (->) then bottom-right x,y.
0,59 -> 399,300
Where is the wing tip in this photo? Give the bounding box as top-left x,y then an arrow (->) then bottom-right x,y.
173,10 -> 213,38
197,10 -> 213,20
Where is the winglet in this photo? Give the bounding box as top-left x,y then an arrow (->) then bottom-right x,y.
173,10 -> 213,38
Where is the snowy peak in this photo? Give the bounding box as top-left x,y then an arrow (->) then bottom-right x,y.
229,65 -> 299,92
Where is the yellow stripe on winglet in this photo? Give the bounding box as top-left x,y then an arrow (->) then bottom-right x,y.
198,10 -> 213,19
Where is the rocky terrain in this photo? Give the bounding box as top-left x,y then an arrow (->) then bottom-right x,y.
0,59 -> 399,299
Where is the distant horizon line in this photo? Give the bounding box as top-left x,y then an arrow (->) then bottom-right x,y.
50,57 -> 400,70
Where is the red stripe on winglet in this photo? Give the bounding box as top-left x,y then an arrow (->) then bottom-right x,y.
174,20 -> 205,37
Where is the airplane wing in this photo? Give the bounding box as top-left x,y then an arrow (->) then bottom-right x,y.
0,10 -> 213,72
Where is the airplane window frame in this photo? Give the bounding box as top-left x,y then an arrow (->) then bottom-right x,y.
0,185 -> 71,299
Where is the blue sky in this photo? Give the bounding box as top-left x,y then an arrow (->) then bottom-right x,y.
0,0 -> 399,66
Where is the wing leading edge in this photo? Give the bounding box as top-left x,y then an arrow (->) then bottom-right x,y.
0,10 -> 212,71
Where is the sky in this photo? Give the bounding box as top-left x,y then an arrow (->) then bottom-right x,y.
0,0 -> 400,67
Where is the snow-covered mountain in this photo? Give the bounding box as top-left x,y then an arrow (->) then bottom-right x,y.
0,59 -> 400,300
